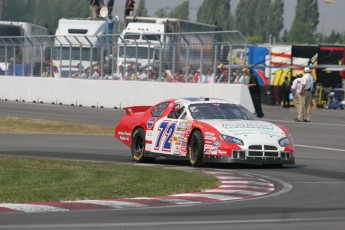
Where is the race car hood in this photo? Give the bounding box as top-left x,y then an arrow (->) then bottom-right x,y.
200,119 -> 286,140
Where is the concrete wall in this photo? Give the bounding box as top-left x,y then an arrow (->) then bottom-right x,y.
0,76 -> 255,113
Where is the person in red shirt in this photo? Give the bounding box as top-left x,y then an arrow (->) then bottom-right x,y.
191,69 -> 200,83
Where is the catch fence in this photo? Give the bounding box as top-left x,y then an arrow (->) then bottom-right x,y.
0,31 -> 247,83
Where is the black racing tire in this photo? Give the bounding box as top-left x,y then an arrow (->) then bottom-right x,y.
131,127 -> 155,163
188,129 -> 204,167
131,127 -> 146,162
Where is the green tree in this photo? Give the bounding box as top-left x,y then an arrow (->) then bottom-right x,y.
235,0 -> 256,36
323,31 -> 345,44
289,22 -> 316,43
0,0 -> 3,19
1,0 -> 27,22
168,0 -> 190,20
197,0 -> 232,30
265,0 -> 284,43
289,0 -> 319,43
155,1 -> 189,20
155,8 -> 168,18
254,0 -> 271,41
1,0 -> 88,35
293,0 -> 319,30
281,29 -> 289,43
197,1 -> 217,26
138,0 -> 148,17
235,0 -> 284,43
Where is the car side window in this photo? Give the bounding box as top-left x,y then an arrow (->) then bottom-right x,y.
167,104 -> 185,119
151,102 -> 170,117
179,110 -> 189,120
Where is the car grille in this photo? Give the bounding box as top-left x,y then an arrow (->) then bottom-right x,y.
248,145 -> 279,157
248,145 -> 278,150
232,150 -> 246,160
232,145 -> 290,160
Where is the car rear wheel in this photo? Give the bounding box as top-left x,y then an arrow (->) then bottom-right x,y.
188,129 -> 204,167
131,127 -> 146,162
131,127 -> 155,162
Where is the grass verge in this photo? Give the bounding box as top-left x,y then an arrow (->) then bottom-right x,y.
0,115 -> 113,135
0,155 -> 220,203
0,116 -> 220,203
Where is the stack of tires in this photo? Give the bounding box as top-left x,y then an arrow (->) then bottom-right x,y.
261,85 -> 276,105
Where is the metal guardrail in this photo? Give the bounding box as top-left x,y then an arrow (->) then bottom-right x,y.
0,31 -> 248,84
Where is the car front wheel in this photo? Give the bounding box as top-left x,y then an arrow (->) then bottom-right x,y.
188,129 -> 204,167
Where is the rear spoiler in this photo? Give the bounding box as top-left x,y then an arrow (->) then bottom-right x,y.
125,106 -> 151,115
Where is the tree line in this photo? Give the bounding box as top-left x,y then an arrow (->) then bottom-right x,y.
0,0 -> 344,44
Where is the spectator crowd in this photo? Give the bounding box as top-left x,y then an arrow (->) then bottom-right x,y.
63,63 -> 248,84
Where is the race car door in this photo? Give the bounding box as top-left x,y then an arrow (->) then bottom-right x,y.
149,103 -> 190,156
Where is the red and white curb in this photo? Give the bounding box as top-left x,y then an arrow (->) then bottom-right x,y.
0,170 -> 275,213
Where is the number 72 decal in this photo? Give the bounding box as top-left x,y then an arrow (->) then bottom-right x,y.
154,121 -> 177,152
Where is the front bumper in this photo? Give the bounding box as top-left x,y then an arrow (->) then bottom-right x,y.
203,142 -> 295,166
203,154 -> 295,166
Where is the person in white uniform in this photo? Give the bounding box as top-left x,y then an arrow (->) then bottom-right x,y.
299,67 -> 314,122
291,72 -> 303,121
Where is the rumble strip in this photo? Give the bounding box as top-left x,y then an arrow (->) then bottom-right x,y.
0,169 -> 275,213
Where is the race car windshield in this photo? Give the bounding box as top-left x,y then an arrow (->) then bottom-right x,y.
189,103 -> 257,120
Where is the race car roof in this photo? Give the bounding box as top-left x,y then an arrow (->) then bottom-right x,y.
177,97 -> 238,105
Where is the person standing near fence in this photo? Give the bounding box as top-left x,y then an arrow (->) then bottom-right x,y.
107,0 -> 114,17
281,76 -> 291,108
234,68 -> 245,84
90,0 -> 100,18
300,67 -> 314,122
291,72 -> 303,121
246,68 -> 264,118
125,0 -> 138,17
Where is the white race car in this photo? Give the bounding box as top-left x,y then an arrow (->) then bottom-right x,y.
115,97 -> 295,167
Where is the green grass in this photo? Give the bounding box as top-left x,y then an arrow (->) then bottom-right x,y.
0,115 -> 220,203
0,155 -> 220,203
0,115 -> 113,135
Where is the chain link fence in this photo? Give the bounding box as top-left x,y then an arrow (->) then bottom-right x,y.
0,31 -> 247,83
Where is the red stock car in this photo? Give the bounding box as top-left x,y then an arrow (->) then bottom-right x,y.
115,97 -> 295,167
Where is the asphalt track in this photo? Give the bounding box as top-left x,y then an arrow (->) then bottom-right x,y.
0,100 -> 344,230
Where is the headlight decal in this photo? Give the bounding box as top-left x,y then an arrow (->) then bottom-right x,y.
220,134 -> 244,146
278,137 -> 290,147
